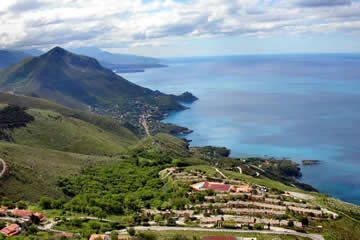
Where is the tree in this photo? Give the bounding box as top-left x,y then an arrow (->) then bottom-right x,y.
137,232 -> 157,240
27,224 -> 38,234
111,231 -> 118,240
287,220 -> 294,227
127,227 -> 136,236
0,221 -> 6,229
39,197 -> 53,209
301,217 -> 309,226
16,200 -> 28,209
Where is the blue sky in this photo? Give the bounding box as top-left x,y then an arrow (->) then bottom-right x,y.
0,0 -> 360,57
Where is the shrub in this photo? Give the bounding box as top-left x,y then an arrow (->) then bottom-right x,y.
137,232 -> 157,240
127,227 -> 136,236
254,223 -> 264,230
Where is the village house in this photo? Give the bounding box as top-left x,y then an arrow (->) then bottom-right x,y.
11,209 -> 33,219
0,207 -> 7,216
89,234 -> 111,240
55,232 -> 77,239
0,224 -> 22,237
191,181 -> 232,192
11,209 -> 46,223
231,185 -> 253,193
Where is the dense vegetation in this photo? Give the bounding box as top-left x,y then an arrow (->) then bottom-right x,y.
56,160 -> 190,217
0,105 -> 34,129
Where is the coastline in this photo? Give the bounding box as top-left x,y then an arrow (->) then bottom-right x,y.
163,101 -> 318,193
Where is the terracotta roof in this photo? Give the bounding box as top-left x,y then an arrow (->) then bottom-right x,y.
11,209 -> 33,218
0,224 -> 21,236
204,181 -> 231,192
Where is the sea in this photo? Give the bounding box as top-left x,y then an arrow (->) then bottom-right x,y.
122,54 -> 360,205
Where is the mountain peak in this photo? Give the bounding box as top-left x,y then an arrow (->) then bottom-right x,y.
44,46 -> 70,57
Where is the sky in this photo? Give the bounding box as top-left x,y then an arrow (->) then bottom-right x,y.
0,0 -> 360,57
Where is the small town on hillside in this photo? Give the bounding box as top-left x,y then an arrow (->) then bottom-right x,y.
0,166 -> 337,239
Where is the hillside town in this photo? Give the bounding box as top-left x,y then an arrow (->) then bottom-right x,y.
0,167 -> 337,239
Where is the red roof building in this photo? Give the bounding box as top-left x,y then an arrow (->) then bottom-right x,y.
191,181 -> 231,192
0,224 -> 21,237
11,209 -> 33,218
34,212 -> 46,222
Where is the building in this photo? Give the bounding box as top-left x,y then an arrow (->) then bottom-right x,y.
191,181 -> 231,192
0,224 -> 21,237
55,232 -> 76,239
231,185 -> 252,193
11,209 -> 33,219
34,212 -> 46,223
0,207 -> 7,216
89,234 -> 110,240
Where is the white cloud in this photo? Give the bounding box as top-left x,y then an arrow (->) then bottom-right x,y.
0,0 -> 359,50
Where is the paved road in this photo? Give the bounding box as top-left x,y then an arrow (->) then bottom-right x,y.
0,158 -> 6,178
133,226 -> 325,240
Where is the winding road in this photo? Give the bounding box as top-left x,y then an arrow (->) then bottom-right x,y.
132,226 -> 325,240
0,158 -> 6,178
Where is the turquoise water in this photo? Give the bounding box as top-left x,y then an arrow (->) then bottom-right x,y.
123,54 -> 360,205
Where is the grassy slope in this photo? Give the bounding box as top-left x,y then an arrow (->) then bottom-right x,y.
10,108 -> 134,155
0,141 -> 113,202
131,133 -> 191,159
0,92 -> 138,141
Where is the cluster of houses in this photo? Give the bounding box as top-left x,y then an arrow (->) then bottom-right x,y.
0,207 -> 46,237
154,168 -> 338,230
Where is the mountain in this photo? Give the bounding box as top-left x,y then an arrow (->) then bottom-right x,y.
70,47 -> 166,73
0,47 -> 184,111
0,50 -> 31,69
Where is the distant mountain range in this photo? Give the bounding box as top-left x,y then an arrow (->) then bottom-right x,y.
0,50 -> 31,69
0,47 -> 166,73
70,47 -> 166,73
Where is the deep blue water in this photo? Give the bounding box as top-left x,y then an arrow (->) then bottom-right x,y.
122,54 -> 360,205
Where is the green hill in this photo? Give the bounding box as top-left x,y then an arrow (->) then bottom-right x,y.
0,141 -> 114,202
0,92 -> 138,145
8,108 -> 136,155
0,96 -> 137,156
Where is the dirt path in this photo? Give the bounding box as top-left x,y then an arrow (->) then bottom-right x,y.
139,115 -> 151,136
0,158 -> 7,178
214,167 -> 228,179
133,226 -> 324,240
